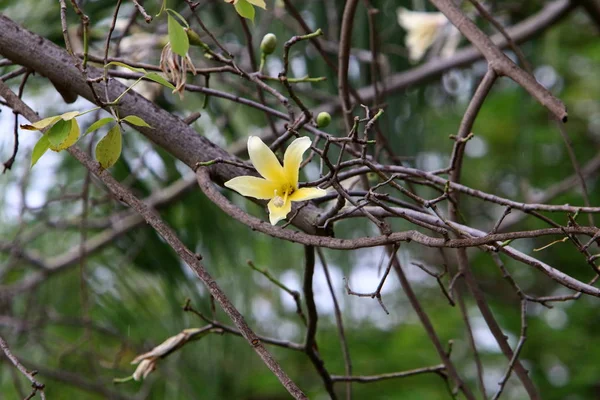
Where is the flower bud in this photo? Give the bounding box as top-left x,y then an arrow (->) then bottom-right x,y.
316,112 -> 331,128
260,33 -> 277,55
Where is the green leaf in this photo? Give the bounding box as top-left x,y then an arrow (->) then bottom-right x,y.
166,9 -> 189,28
234,0 -> 255,21
85,117 -> 115,135
95,124 -> 122,169
122,115 -> 152,128
46,119 -> 72,148
49,118 -> 80,151
31,135 -> 50,167
144,72 -> 176,90
168,14 -> 189,57
106,61 -> 146,74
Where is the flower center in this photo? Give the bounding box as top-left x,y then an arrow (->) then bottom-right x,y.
273,187 -> 294,208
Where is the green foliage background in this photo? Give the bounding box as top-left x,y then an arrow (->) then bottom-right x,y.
1,1 -> 599,399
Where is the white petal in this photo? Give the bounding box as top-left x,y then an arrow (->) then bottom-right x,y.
440,26 -> 461,59
133,359 -> 155,381
397,8 -> 447,30
248,0 -> 266,9
397,8 -> 447,61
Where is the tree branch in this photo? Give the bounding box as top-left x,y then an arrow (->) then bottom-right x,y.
0,81 -> 308,400
0,335 -> 46,400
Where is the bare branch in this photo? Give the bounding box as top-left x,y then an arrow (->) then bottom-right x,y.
0,334 -> 46,400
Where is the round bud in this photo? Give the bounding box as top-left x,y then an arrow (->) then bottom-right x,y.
260,33 -> 277,55
316,112 -> 332,128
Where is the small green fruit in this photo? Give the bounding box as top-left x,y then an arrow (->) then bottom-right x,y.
316,112 -> 331,128
185,28 -> 209,50
260,33 -> 277,55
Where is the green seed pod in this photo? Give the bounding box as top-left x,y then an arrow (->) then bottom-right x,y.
260,33 -> 277,55
185,28 -> 210,51
316,112 -> 331,128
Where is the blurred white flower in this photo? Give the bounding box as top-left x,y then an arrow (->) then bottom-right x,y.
132,358 -> 156,381
130,328 -> 206,381
397,8 -> 461,62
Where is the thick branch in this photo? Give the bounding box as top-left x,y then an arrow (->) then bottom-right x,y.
0,15 -> 321,235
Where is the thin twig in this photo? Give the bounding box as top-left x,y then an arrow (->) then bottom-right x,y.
247,260 -> 307,325
132,0 -> 152,23
317,248 -> 353,400
0,334 -> 46,400
331,364 -> 446,383
303,245 -> 337,399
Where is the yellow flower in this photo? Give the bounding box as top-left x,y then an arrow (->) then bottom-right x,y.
397,8 -> 450,62
225,136 -> 327,225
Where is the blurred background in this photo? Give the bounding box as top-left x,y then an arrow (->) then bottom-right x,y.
1,0 -> 600,399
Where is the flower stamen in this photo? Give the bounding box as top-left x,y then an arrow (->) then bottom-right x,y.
273,190 -> 285,208
282,187 -> 289,206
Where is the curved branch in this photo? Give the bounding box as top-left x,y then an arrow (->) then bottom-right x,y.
337,0 -> 360,131
196,169 -> 600,297
429,0 -> 567,121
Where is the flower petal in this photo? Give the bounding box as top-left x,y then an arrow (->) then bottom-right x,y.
248,136 -> 285,182
440,26 -> 461,59
396,8 -> 446,30
132,358 -> 156,381
397,8 -> 447,62
283,136 -> 311,187
267,197 -> 292,225
290,187 -> 327,202
225,176 -> 279,200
